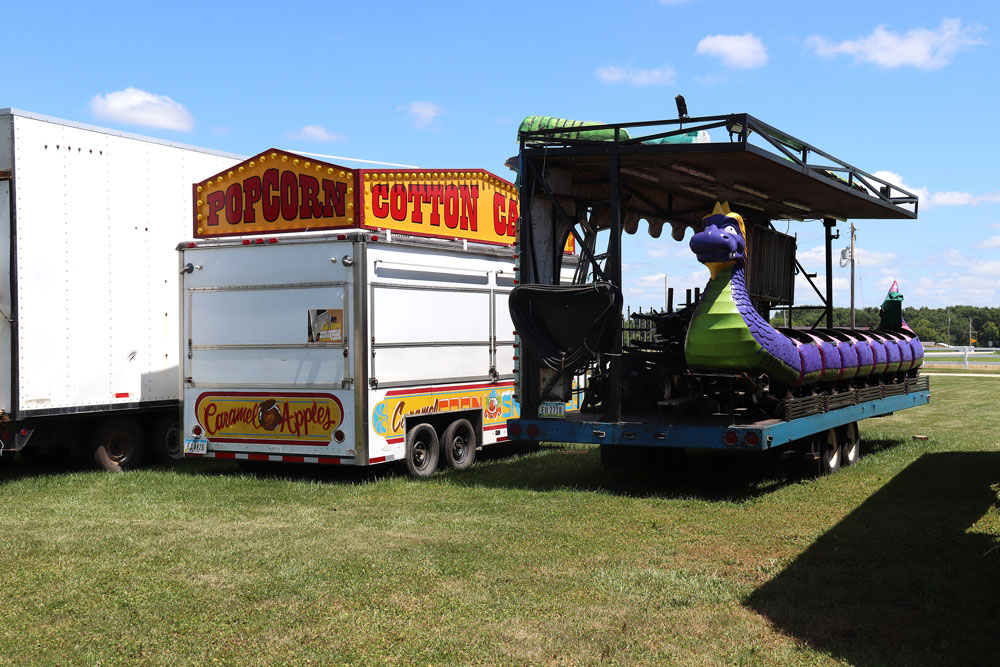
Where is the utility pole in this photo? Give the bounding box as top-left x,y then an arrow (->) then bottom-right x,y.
850,222 -> 856,328
947,314 -> 951,346
969,318 -> 973,347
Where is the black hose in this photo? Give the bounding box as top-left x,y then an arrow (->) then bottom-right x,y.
509,282 -> 622,373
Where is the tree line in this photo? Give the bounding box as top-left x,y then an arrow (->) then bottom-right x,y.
769,305 -> 1000,346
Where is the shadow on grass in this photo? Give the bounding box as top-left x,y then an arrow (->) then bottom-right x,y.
0,450 -> 91,484
2,436 -> 912,504
450,436 -> 910,502
746,452 -> 1000,666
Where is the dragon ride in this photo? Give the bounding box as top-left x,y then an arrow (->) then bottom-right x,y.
505,113 -> 930,474
686,203 -> 923,392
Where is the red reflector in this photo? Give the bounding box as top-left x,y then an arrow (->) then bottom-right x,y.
334,429 -> 345,443
186,242 -> 196,248
268,238 -> 278,244
509,422 -> 522,437
744,431 -> 759,446
724,430 -> 738,445
527,424 -> 540,438
254,238 -> 264,244
370,235 -> 378,241
192,425 -> 203,436
369,456 -> 386,463
512,356 -> 519,361
20,429 -> 28,437
115,392 -> 130,398
242,239 -> 251,245
337,234 -> 347,240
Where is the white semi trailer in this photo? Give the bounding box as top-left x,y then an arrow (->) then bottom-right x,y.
0,109 -> 240,469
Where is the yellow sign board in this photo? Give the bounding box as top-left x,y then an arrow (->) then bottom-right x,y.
371,382 -> 517,443
359,170 -> 519,246
194,149 -> 355,238
194,392 -> 345,445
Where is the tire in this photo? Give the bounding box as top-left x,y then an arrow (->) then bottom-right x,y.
91,417 -> 145,471
818,428 -> 841,475
404,423 -> 439,479
441,419 -> 476,471
148,413 -> 182,465
600,443 -> 629,469
839,421 -> 860,467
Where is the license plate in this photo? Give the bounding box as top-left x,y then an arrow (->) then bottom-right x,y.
538,401 -> 565,418
183,437 -> 208,455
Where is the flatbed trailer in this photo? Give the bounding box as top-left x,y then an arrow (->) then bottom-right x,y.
506,114 -> 928,472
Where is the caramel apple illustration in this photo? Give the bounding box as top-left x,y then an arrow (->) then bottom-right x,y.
258,399 -> 282,431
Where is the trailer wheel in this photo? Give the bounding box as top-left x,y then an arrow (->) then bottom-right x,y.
839,421 -> 860,467
600,444 -> 627,469
818,428 -> 841,475
404,423 -> 439,479
441,419 -> 476,471
91,417 -> 145,472
148,413 -> 182,464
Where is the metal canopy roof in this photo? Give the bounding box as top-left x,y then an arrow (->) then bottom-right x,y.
518,114 -> 918,238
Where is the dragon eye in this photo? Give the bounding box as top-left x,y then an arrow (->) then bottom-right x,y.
724,225 -> 738,235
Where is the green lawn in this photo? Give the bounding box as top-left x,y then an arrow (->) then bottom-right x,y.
1,377 -> 997,665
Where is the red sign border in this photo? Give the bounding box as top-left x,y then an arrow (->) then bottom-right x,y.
194,390 -> 346,447
193,148 -> 357,239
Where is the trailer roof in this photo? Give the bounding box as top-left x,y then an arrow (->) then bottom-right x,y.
1,108 -> 245,160
518,114 -> 917,237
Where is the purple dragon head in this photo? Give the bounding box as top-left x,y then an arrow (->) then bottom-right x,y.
689,204 -> 748,278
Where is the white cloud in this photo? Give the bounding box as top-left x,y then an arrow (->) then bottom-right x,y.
873,170 -> 1000,210
596,64 -> 676,86
912,272 -> 997,305
807,18 -> 984,70
90,87 -> 194,131
398,101 -> 442,128
695,34 -> 767,69
290,125 -> 345,142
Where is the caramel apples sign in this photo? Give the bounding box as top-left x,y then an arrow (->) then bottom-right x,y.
194,392 -> 345,446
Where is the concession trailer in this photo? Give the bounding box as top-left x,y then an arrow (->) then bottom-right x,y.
179,150 -> 562,476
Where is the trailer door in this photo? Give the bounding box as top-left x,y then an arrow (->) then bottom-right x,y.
182,240 -> 357,459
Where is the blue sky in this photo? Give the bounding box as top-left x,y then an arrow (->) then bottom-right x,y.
5,1 -> 999,311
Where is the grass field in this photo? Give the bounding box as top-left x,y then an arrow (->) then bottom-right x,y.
1,377 -> 997,665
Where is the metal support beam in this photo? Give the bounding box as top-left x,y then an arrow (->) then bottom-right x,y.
823,218 -> 837,328
605,142 -> 623,423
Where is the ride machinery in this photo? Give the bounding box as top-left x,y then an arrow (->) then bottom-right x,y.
506,114 -> 929,471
